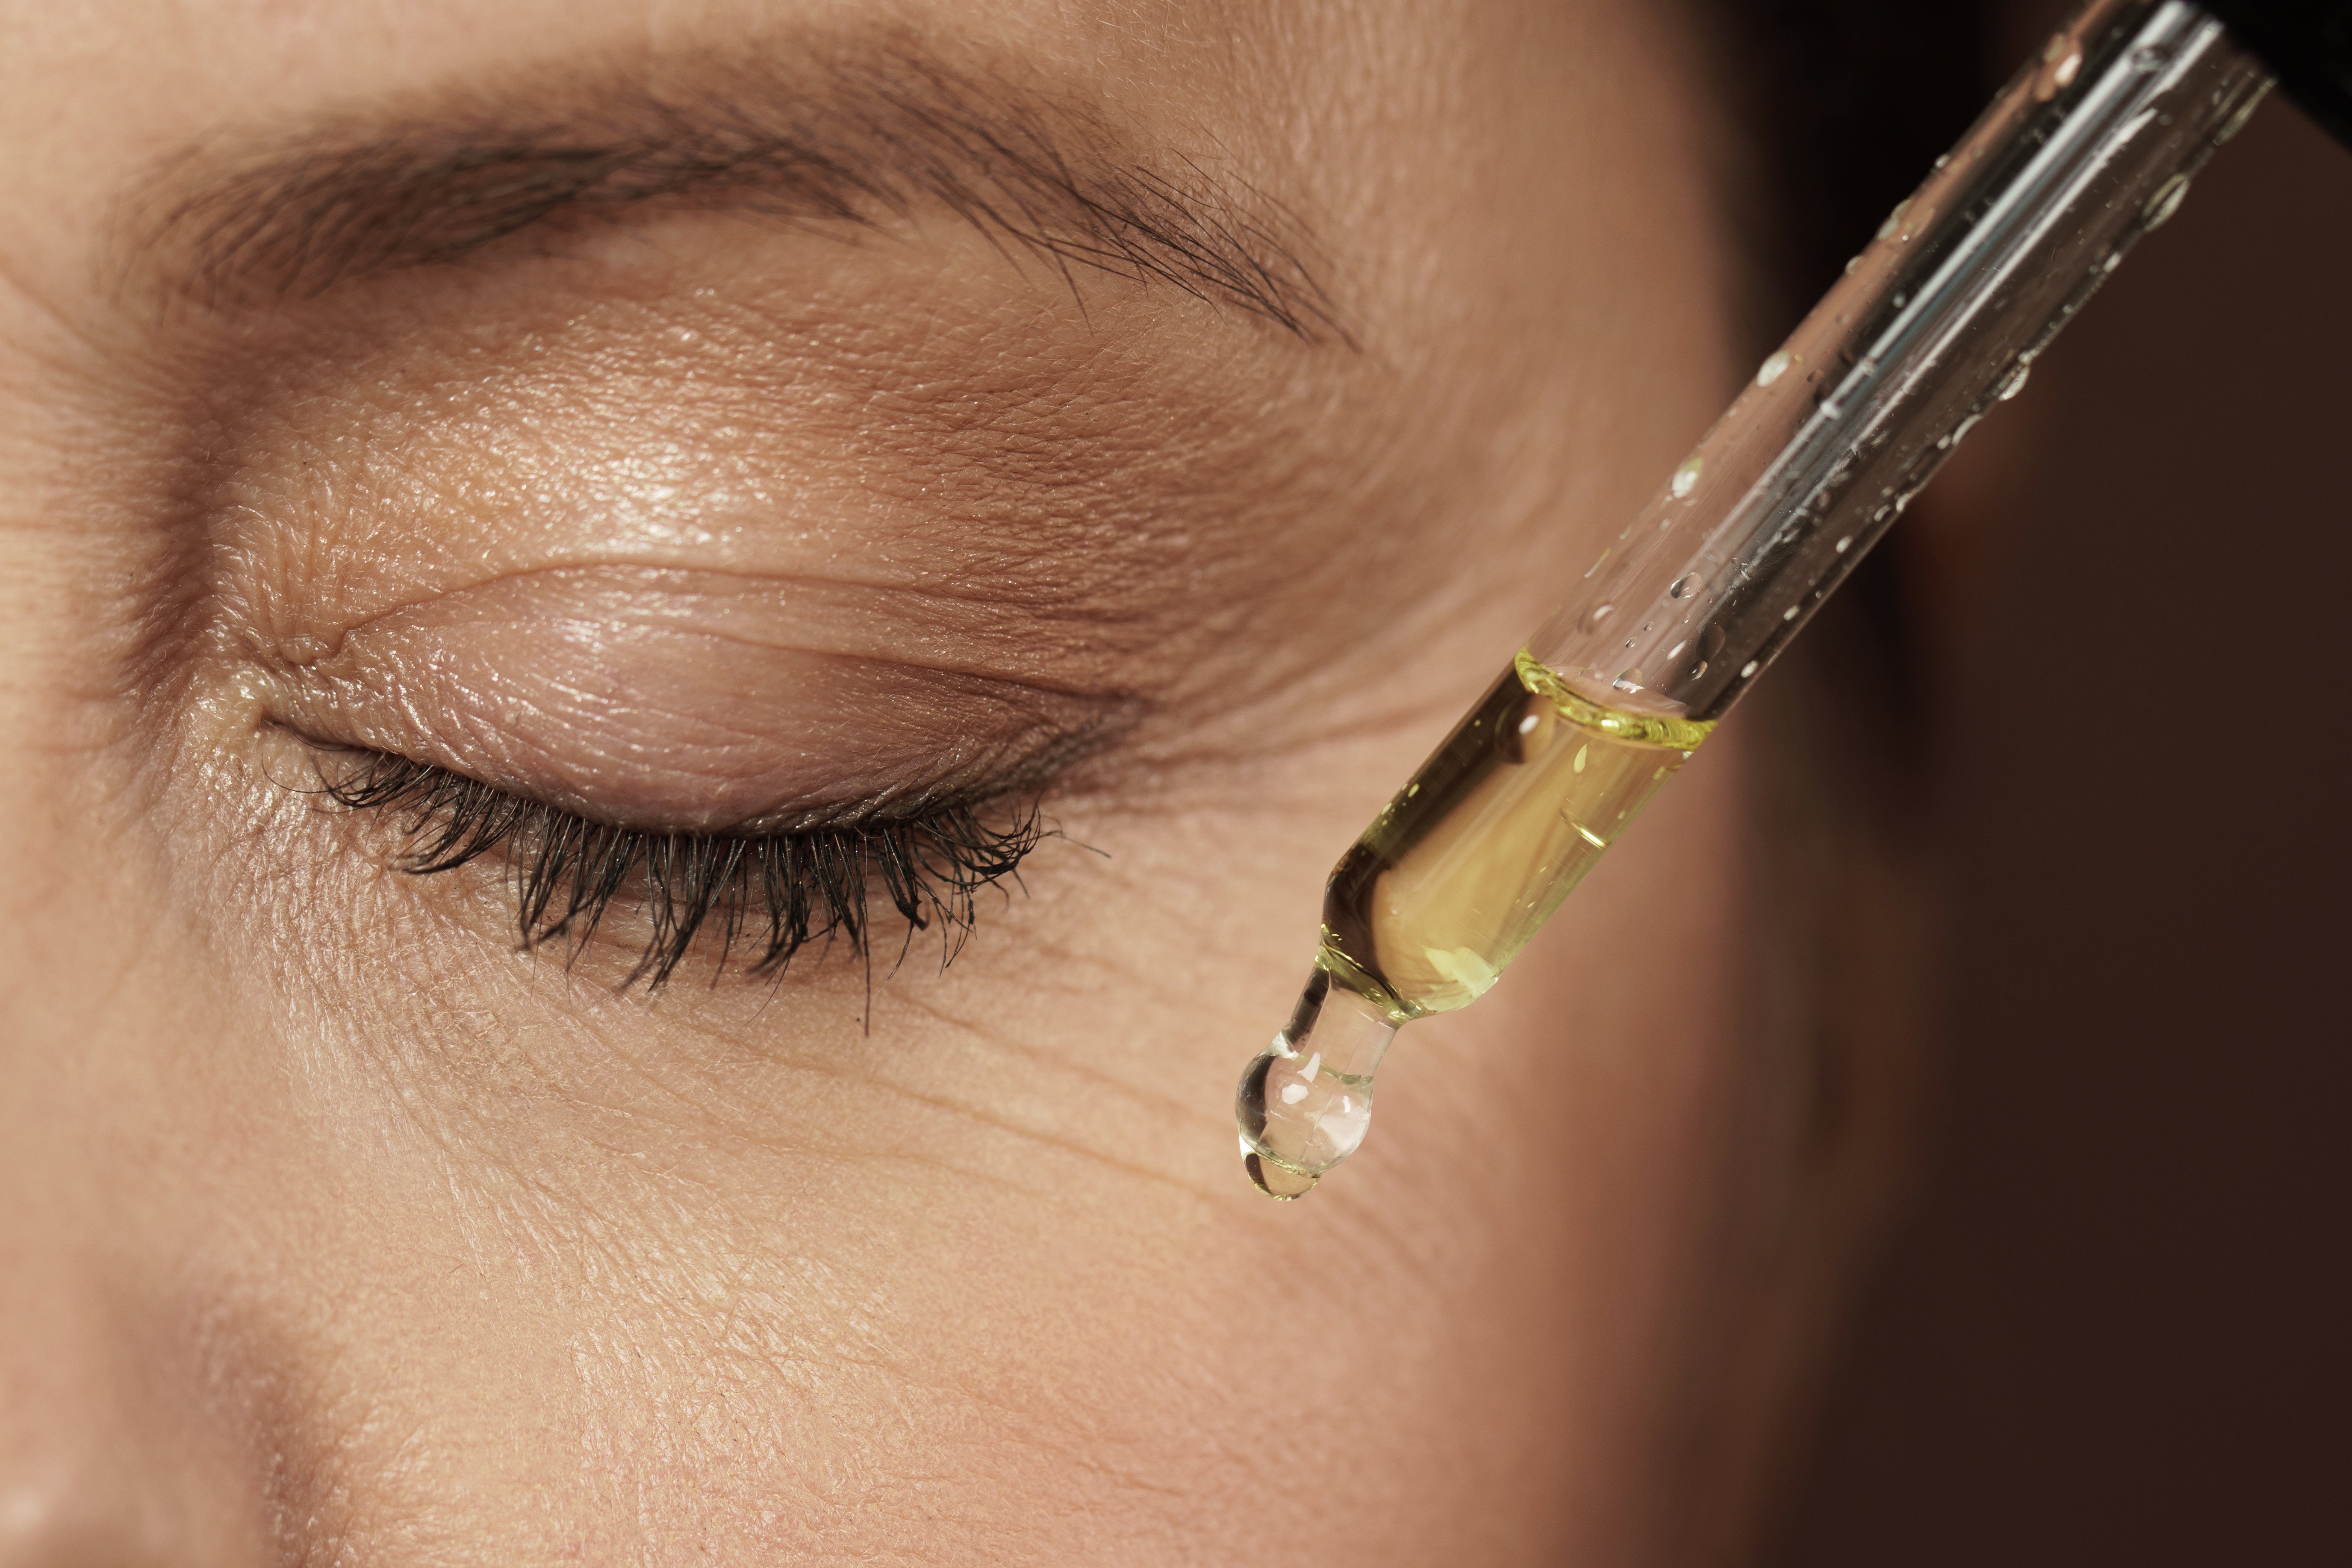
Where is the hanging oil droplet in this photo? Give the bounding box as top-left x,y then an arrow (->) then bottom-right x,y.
1236,969 -> 1396,1198
1244,1149 -> 1319,1200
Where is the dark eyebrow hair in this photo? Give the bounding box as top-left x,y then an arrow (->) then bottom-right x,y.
126,34 -> 1345,342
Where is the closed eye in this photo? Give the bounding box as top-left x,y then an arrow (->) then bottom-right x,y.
315,746 -> 1051,993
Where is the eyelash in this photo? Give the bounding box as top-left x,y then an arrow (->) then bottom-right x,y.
316,749 -> 1048,991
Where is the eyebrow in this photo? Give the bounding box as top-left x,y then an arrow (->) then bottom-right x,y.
127,32 -> 1345,342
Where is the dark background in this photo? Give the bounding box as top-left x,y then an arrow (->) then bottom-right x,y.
1754,51 -> 2352,1568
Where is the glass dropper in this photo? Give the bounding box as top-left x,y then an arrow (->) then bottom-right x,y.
1236,0 -> 2275,1200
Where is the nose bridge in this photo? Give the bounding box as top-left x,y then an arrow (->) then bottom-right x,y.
0,972 -> 283,1566
0,1258 -> 273,1566
0,751 -> 175,1256
0,681 -> 276,1564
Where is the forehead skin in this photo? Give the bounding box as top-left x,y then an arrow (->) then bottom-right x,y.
0,1 -> 1753,1564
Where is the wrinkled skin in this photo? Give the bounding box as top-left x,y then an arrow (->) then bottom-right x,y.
0,0 -> 1780,1562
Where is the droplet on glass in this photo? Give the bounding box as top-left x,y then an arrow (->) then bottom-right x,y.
2142,173 -> 2191,231
1580,601 -> 1615,631
2034,35 -> 2083,100
2213,84 -> 2269,146
1739,660 -> 1760,678
1756,349 -> 1794,388
1875,198 -> 1928,242
1671,456 -> 1703,499
1996,361 -> 2033,401
1834,536 -> 1853,553
1669,572 -> 1703,600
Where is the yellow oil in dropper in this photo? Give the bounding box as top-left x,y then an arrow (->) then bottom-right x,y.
1237,656 -> 1708,1198
1318,653 -> 1712,1015
1237,0 -> 2274,1198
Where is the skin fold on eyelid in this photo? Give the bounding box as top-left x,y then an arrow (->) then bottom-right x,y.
255,565 -> 1138,831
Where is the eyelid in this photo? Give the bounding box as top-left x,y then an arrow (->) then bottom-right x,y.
260,565 -> 1141,833
318,745 -> 1052,991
